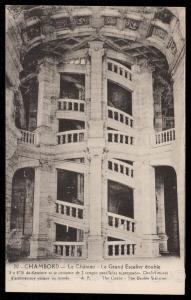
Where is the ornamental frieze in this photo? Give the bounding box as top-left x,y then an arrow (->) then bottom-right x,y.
104,16 -> 117,26
167,38 -> 177,56
125,18 -> 140,30
54,17 -> 70,29
151,25 -> 167,40
74,16 -> 90,26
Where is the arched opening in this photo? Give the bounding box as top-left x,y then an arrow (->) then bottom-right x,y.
155,166 -> 179,256
9,168 -> 35,258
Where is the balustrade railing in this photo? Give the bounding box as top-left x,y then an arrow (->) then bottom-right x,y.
155,128 -> 175,145
107,106 -> 134,128
107,59 -> 132,81
53,242 -> 85,258
105,241 -> 136,257
108,158 -> 134,179
55,200 -> 84,219
57,99 -> 85,112
107,212 -> 136,233
19,129 -> 37,144
57,130 -> 86,145
107,130 -> 134,145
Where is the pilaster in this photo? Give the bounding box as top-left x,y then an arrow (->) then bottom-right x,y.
36,57 -> 60,145
87,148 -> 104,260
30,161 -> 56,258
134,161 -> 160,257
132,63 -> 155,149
86,41 -> 106,259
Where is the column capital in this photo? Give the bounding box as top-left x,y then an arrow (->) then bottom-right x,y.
88,41 -> 105,57
133,59 -> 155,75
39,158 -> 54,172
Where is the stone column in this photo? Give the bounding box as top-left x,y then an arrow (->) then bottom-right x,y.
102,150 -> 109,254
6,86 -> 21,246
132,62 -> 159,257
172,52 -> 185,258
155,171 -> 168,253
30,161 -> 56,258
86,41 -> 105,259
87,149 -> 103,259
134,161 -> 160,257
132,63 -> 155,148
36,57 -> 60,145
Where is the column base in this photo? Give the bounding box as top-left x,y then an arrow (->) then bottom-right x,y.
29,235 -> 48,258
87,236 -> 104,260
138,235 -> 161,257
158,233 -> 169,254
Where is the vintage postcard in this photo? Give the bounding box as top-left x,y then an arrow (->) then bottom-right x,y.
5,5 -> 185,294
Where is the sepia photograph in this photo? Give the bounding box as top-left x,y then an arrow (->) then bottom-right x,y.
5,5 -> 185,294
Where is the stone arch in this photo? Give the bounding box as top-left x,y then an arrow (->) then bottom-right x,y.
6,157 -> 40,235
155,165 -> 179,256
9,167 -> 35,258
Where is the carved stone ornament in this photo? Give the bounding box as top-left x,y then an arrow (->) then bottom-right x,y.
104,16 -> 117,26
167,38 -> 177,56
125,18 -> 140,30
39,159 -> 53,171
138,59 -> 155,73
152,26 -> 167,40
74,16 -> 90,26
54,17 -> 70,29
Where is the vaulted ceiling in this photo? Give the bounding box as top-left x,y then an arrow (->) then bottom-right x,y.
7,5 -> 185,75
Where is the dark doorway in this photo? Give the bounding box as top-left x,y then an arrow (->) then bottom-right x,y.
10,168 -> 35,257
155,166 -> 180,256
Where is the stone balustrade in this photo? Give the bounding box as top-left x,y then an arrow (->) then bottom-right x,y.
57,98 -> 85,112
155,128 -> 175,145
53,242 -> 85,258
107,106 -> 134,127
107,58 -> 132,81
55,200 -> 84,219
108,158 -> 134,179
57,130 -> 86,145
105,240 -> 136,257
107,212 -> 136,233
19,129 -> 37,144
107,130 -> 134,145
